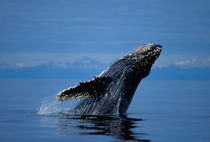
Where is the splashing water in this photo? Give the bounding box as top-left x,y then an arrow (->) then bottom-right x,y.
37,95 -> 79,115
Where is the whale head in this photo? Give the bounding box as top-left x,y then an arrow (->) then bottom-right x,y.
128,43 -> 162,78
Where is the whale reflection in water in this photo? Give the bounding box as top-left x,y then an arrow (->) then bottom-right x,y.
56,114 -> 151,142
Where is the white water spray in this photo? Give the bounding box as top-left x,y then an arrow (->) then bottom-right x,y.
37,95 -> 79,115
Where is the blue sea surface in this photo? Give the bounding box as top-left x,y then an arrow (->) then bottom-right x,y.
0,79 -> 210,142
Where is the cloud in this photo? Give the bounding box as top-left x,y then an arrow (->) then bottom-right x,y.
175,61 -> 189,66
0,57 -> 106,71
15,63 -> 30,68
191,58 -> 197,62
153,57 -> 210,69
175,58 -> 210,68
175,58 -> 197,66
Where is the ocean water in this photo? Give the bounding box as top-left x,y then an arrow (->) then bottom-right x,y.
0,79 -> 210,142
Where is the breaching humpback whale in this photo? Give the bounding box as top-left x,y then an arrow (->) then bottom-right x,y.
57,43 -> 162,115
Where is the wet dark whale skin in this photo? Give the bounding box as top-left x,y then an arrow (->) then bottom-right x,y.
71,44 -> 162,115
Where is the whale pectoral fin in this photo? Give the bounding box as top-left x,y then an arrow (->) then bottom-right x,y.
57,77 -> 112,101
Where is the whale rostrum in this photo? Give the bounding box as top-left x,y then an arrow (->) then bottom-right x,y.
57,43 -> 162,115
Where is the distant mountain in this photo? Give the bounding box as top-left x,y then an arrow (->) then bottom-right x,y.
148,65 -> 210,80
0,57 -> 107,79
0,58 -> 210,80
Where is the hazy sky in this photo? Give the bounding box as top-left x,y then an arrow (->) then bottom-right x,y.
0,0 -> 210,68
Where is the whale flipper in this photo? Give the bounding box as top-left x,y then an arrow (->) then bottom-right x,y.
57,77 -> 112,101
